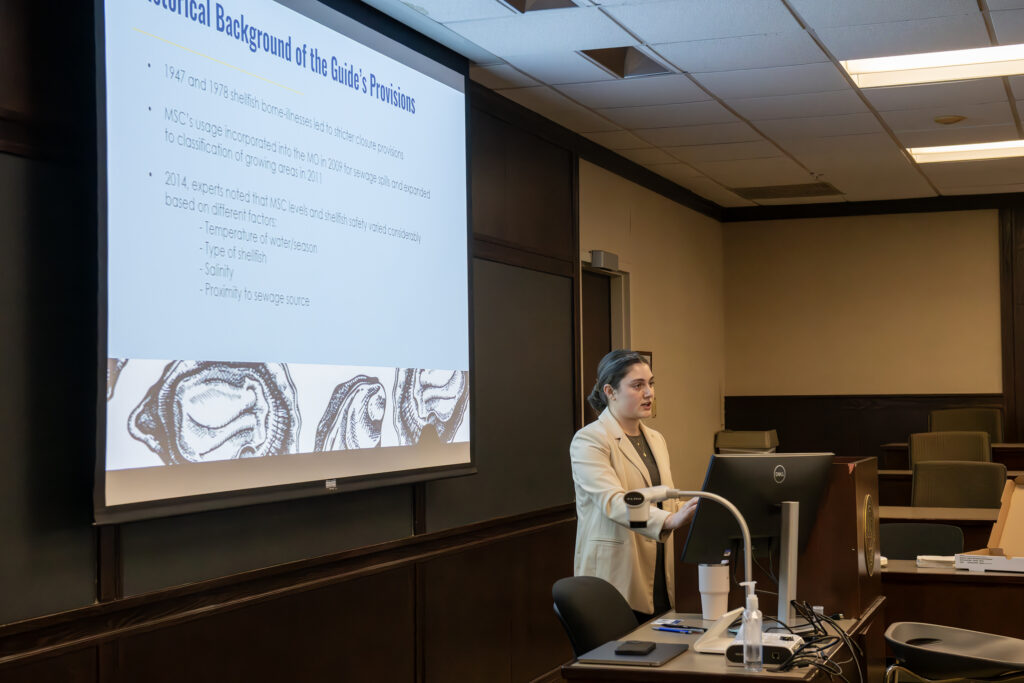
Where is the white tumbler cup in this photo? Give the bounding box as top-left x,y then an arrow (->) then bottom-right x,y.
697,563 -> 729,621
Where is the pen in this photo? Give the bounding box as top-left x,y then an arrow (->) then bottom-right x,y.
652,626 -> 704,634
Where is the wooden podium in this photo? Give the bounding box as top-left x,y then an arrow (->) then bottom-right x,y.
674,456 -> 882,621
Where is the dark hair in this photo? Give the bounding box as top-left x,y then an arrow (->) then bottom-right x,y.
586,350 -> 650,413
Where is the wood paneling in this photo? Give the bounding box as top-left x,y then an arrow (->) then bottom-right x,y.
112,569 -> 415,683
422,521 -> 574,682
724,394 -> 1004,460
0,648 -> 97,683
470,107 -> 575,261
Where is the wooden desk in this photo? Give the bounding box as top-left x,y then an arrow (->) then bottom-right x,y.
561,598 -> 885,682
882,559 -> 1024,639
879,506 -> 997,551
878,470 -> 1024,506
880,442 -> 1024,470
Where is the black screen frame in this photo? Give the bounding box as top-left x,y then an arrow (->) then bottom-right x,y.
93,0 -> 474,524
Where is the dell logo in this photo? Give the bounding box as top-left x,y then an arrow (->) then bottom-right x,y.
773,465 -> 786,484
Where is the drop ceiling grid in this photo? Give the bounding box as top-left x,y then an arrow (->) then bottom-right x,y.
429,0 -> 1024,205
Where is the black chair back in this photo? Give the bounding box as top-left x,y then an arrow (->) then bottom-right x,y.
552,576 -> 638,657
880,523 -> 964,560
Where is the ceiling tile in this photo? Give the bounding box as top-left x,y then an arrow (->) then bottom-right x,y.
896,122 -> 1021,147
1010,76 -> 1024,100
692,63 -> 848,99
920,157 -> 1024,187
864,79 -> 1009,111
602,0 -> 800,44
992,9 -> 1024,44
496,86 -> 620,131
815,14 -> 990,61
617,147 -> 680,164
634,121 -> 763,146
880,100 -> 1014,132
643,162 -> 704,184
727,89 -> 867,121
754,195 -> 849,206
444,6 -> 636,57
676,177 -> 756,206
598,100 -> 736,128
777,132 -> 903,166
544,104 -> 623,132
554,74 -> 709,108
502,51 -> 616,84
582,129 -> 653,149
787,0 -> 977,29
666,140 -> 782,162
943,182 -> 1024,194
495,85 -> 579,110
653,31 -> 826,73
401,0 -> 514,23
755,112 -> 884,139
689,156 -> 814,187
469,64 -> 539,89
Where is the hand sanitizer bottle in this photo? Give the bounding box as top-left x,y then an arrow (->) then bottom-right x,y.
740,581 -> 762,672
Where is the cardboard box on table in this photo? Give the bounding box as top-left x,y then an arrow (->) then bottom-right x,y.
955,476 -> 1024,573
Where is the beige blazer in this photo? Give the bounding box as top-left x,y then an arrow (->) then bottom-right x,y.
570,408 -> 677,613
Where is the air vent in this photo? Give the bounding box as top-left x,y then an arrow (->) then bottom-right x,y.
579,47 -> 671,79
730,182 -> 843,200
504,0 -> 577,12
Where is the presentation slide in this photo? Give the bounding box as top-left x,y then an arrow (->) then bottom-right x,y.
101,0 -> 469,511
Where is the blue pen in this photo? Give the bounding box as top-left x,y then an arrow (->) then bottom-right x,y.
652,626 -> 703,634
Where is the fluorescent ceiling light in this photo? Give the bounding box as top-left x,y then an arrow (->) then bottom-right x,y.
842,43 -> 1024,87
908,139 -> 1024,163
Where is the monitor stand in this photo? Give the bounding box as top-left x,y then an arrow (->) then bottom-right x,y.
777,500 -> 798,627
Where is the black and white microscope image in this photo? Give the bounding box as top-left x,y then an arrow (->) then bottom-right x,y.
107,358 -> 128,401
315,375 -> 386,451
127,361 -> 301,464
393,369 -> 469,445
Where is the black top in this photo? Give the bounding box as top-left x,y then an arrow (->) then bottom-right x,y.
624,430 -> 670,616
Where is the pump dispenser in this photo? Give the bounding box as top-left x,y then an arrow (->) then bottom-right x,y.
740,581 -> 762,672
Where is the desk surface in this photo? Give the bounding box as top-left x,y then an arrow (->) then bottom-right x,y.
881,559 -> 1024,639
562,601 -> 881,682
879,505 -> 999,521
883,558 -> 1024,580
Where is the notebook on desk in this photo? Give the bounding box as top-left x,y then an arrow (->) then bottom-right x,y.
576,641 -> 688,667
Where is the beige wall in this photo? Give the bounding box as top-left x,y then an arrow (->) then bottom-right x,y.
723,210 -> 1001,396
579,161 -> 725,489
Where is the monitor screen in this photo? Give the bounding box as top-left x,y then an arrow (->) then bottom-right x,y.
96,0 -> 470,522
681,453 -> 834,565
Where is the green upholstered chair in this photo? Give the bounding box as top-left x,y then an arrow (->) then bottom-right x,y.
928,407 -> 1004,443
911,460 -> 1007,508
714,429 -> 779,454
908,431 -> 991,468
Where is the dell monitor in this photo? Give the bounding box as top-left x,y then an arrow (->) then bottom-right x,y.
681,452 -> 834,625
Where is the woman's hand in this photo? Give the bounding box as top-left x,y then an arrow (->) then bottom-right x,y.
662,496 -> 699,531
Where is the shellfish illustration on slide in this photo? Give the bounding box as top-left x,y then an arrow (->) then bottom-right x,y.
128,361 -> 301,464
315,375 -> 386,451
393,369 -> 469,446
107,358 -> 128,400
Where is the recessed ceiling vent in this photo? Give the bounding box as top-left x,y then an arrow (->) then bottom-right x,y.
579,47 -> 671,79
730,182 -> 843,200
504,0 -> 577,12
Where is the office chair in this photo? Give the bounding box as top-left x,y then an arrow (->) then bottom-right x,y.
928,407 -> 1004,444
879,523 -> 964,560
908,431 -> 991,468
885,622 -> 1024,682
911,461 -> 1007,508
714,429 -> 779,454
552,576 -> 638,657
